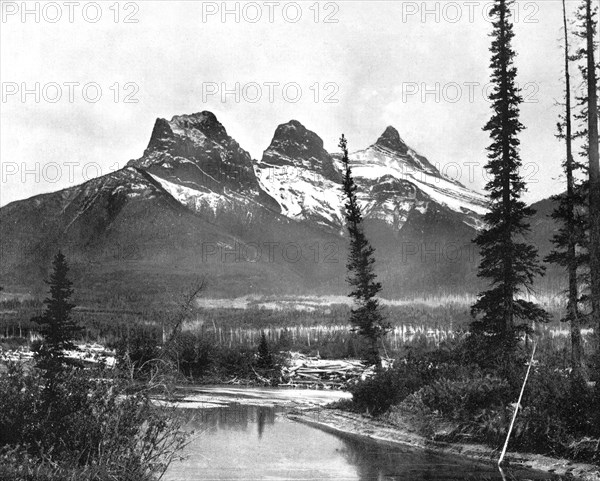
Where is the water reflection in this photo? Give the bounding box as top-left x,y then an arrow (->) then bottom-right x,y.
184,404 -> 277,439
166,403 -> 571,481
336,431 -> 568,480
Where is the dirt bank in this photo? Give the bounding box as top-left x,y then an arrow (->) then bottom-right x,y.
288,408 -> 600,481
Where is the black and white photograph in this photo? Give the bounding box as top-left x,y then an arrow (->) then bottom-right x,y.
1,0 -> 599,479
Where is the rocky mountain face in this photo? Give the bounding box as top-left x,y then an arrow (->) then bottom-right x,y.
126,112 -> 280,215
254,120 -> 345,228
346,127 -> 488,232
0,111 -> 559,300
255,119 -> 488,232
129,112 -> 258,194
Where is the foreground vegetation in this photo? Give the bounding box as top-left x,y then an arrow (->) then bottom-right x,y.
0,255 -> 190,481
0,364 -> 189,481
334,339 -> 600,465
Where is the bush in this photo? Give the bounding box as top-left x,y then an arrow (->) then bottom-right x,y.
340,338 -> 600,463
166,331 -> 213,378
391,360 -> 599,460
212,346 -> 255,378
0,336 -> 28,352
114,327 -> 162,376
0,364 -> 189,481
412,375 -> 511,421
394,375 -> 512,444
348,367 -> 419,415
510,367 -> 598,457
347,339 -> 476,416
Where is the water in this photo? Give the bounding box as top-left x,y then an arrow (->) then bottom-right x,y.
164,387 -> 568,481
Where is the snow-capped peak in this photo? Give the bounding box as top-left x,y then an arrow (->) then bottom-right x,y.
254,120 -> 344,226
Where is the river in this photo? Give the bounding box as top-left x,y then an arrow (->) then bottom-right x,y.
163,386 -> 570,481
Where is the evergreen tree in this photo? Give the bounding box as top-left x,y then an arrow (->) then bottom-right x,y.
256,331 -> 274,369
470,0 -> 548,367
340,134 -> 389,366
574,0 -> 600,376
545,0 -> 589,379
33,251 -> 81,374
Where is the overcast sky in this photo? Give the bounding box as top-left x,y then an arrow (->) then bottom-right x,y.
0,0 -> 582,207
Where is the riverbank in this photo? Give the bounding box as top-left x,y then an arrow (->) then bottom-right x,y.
288,408 -> 600,481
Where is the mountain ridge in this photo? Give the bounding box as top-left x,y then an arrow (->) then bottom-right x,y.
0,111 -> 561,300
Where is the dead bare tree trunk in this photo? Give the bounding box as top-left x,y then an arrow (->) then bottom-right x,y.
562,0 -> 584,377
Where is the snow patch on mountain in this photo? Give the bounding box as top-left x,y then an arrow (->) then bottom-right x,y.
149,173 -> 231,213
347,144 -> 488,220
254,162 -> 344,226
255,120 -> 488,231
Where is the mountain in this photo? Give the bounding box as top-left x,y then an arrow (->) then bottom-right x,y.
129,112 -> 258,194
255,121 -> 488,232
0,110 -> 562,302
254,120 -> 344,228
126,111 -> 280,215
0,113 -> 344,300
346,126 -> 488,232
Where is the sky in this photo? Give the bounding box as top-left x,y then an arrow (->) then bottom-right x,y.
0,0 -> 584,207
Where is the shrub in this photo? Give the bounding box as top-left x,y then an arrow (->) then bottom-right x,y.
348,359 -> 434,415
0,363 -> 41,447
212,346 -> 255,378
166,331 -> 213,378
395,375 -> 512,444
509,367 -> 598,457
393,362 -> 599,460
0,336 -> 28,352
0,364 -> 189,481
412,375 -> 511,421
114,327 -> 162,376
346,339 -> 477,416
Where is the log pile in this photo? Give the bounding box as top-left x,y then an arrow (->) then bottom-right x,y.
280,352 -> 368,389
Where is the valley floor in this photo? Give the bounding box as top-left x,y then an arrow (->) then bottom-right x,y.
288,408 -> 600,481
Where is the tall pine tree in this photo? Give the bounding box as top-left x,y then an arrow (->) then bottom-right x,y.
340,134 -> 389,366
571,0 -> 599,379
33,251 -> 81,374
470,0 -> 548,367
546,0 -> 588,379
577,0 -> 600,377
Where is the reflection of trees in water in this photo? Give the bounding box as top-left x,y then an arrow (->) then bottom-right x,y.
256,406 -> 275,440
336,435 -> 535,481
185,404 -> 276,438
337,437 -> 428,481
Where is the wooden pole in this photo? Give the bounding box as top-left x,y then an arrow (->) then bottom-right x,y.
498,341 -> 537,465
